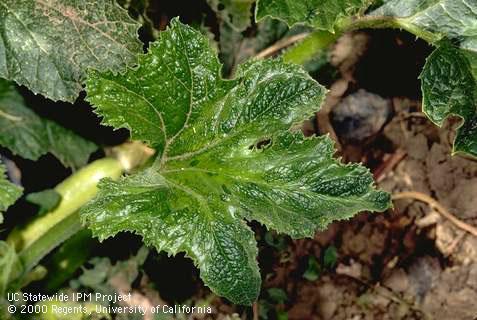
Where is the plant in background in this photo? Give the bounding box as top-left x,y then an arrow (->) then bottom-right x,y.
0,0 -> 474,314
255,0 -> 477,157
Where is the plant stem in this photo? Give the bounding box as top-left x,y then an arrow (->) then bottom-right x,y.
5,158 -> 124,287
282,30 -> 338,65
255,32 -> 310,59
345,16 -> 440,44
6,142 -> 154,285
281,15 -> 440,66
8,158 -> 124,251
17,212 -> 83,278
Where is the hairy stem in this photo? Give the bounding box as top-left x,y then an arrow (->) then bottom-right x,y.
344,16 -> 440,43
8,158 -> 124,251
17,212 -> 83,280
5,158 -> 123,286
282,15 -> 440,66
6,142 -> 154,284
282,30 -> 338,65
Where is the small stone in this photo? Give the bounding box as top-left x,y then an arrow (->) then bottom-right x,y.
336,260 -> 362,279
331,89 -> 392,142
319,300 -> 338,320
383,269 -> 409,292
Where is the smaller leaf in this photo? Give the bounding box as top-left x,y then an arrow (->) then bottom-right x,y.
264,231 -> 288,250
370,0 -> 477,47
303,255 -> 321,281
267,288 -> 288,304
277,311 -> 289,320
71,247 -> 149,296
26,189 -> 61,215
420,45 -> 477,156
0,161 -> 22,224
0,79 -> 97,169
323,245 -> 337,269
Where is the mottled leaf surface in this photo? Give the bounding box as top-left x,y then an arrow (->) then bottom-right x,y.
82,19 -> 390,305
0,79 -> 97,168
370,0 -> 477,156
0,162 -> 22,224
0,0 -> 142,102
255,0 -> 372,31
207,0 -> 255,31
420,45 -> 477,155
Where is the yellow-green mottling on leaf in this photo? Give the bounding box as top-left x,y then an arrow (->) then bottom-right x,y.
0,79 -> 97,169
0,0 -> 142,102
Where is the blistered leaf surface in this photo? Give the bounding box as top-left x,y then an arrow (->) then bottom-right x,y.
0,0 -> 142,102
82,19 -> 390,305
255,0 -> 372,31
420,45 -> 477,156
0,79 -> 97,168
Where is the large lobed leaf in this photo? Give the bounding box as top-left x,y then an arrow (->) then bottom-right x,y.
0,162 -> 22,224
0,0 -> 142,102
371,0 -> 477,156
0,79 -> 97,169
255,0 -> 373,32
82,19 -> 390,305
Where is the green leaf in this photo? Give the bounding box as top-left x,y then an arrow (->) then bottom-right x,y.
207,0 -> 255,32
267,288 -> 288,304
26,189 -> 61,214
323,245 -> 337,268
0,79 -> 97,168
303,255 -> 320,281
0,0 -> 142,102
71,246 -> 148,295
255,0 -> 372,32
420,45 -> 477,156
82,19 -> 390,305
0,161 -> 22,223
